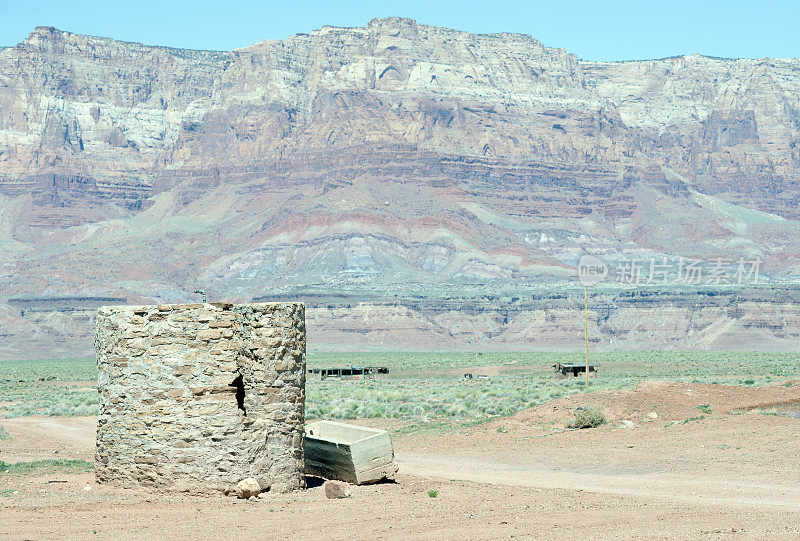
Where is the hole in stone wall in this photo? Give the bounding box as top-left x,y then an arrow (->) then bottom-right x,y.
231,374 -> 246,416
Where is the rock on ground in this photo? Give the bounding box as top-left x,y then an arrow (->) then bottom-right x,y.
324,480 -> 351,499
236,478 -> 261,499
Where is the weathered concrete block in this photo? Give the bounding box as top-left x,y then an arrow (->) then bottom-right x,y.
95,302 -> 307,495
304,421 -> 397,485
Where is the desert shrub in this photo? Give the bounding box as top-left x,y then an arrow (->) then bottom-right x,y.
0,427 -> 9,440
753,408 -> 791,417
566,405 -> 606,429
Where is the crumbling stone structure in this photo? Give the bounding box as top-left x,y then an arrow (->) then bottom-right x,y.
95,302 -> 306,494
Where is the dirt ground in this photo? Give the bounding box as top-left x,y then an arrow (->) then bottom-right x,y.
1,381 -> 799,540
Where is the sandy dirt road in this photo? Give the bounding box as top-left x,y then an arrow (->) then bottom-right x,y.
397,451 -> 800,511
394,380 -> 800,513
1,381 -> 799,539
0,416 -> 96,462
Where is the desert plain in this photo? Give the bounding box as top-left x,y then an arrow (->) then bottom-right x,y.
1,352 -> 798,540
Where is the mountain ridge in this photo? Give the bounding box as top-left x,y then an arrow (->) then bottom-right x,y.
1,17 -> 799,356
22,20 -> 800,62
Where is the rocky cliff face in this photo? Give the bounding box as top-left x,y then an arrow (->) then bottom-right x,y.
1,18 -> 799,356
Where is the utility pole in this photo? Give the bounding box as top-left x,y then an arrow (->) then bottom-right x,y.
584,287 -> 590,388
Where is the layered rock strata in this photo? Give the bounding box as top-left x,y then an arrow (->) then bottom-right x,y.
2,18 -> 800,354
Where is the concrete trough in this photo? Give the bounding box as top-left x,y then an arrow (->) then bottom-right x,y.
304,421 -> 398,485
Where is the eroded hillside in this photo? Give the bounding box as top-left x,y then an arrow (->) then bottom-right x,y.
1,18 -> 799,356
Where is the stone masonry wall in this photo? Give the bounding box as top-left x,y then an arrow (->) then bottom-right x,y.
95,302 -> 306,494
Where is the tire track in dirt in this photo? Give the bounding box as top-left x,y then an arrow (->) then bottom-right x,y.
0,416 -> 96,462
398,452 -> 800,511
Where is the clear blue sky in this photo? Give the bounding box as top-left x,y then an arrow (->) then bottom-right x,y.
1,0 -> 798,60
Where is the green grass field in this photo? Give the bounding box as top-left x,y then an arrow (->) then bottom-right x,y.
0,459 -> 94,476
304,351 -> 798,426
0,358 -> 97,418
0,352 -> 797,426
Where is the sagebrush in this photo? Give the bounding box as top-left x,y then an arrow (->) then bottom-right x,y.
1,352 -> 798,431
566,405 -> 606,429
